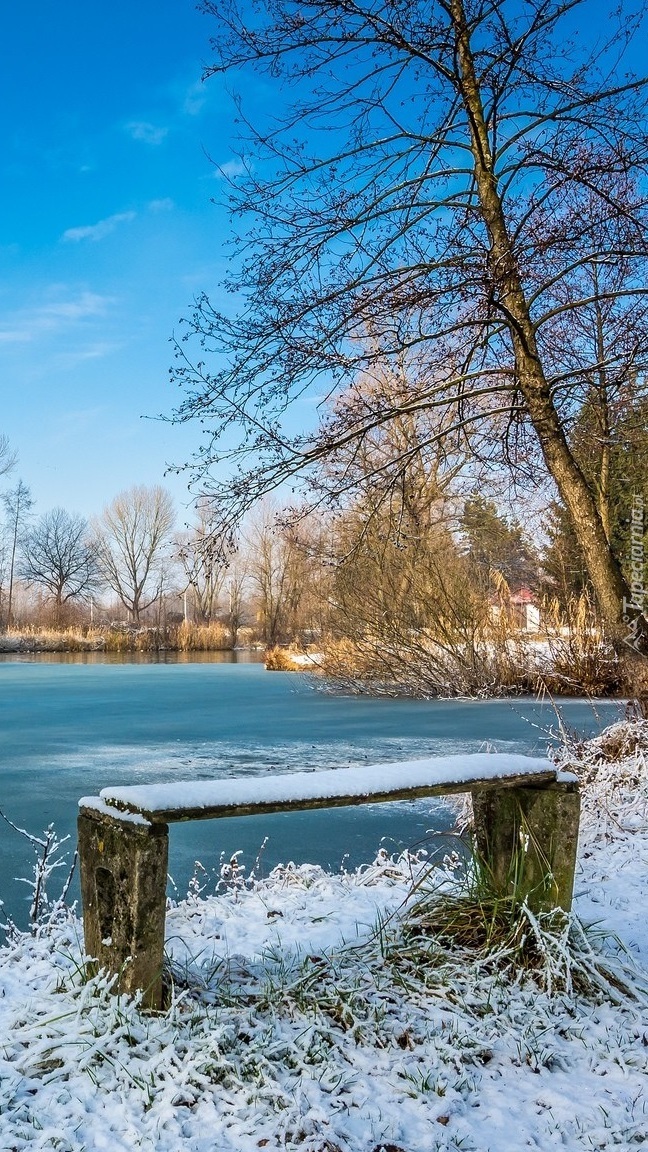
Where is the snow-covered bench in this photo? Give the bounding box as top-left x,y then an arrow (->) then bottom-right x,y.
77,754 -> 580,1008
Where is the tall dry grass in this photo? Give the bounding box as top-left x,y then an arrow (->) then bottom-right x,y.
534,594 -> 627,696
174,621 -> 232,651
0,622 -> 235,653
0,627 -> 102,653
264,646 -> 301,670
319,592 -> 632,698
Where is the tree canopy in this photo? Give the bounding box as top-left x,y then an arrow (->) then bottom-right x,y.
21,508 -> 99,616
462,496 -> 539,592
171,0 -> 648,644
96,485 -> 175,623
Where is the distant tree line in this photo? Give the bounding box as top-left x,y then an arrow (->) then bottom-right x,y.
3,259 -> 648,673
0,412 -> 646,665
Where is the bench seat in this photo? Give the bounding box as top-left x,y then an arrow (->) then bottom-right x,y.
89,752 -> 558,824
77,753 -> 579,1008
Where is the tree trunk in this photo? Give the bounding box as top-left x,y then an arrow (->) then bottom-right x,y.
451,0 -> 646,652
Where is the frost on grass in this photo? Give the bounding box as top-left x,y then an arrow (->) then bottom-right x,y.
1,728 -> 648,1150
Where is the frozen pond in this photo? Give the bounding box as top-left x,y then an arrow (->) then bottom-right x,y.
0,654 -> 623,925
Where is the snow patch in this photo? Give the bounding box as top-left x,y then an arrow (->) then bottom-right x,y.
99,752 -> 554,817
1,727 -> 647,1150
78,796 -> 152,825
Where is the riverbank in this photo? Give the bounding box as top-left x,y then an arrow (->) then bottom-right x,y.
0,720 -> 646,1149
0,622 -> 241,654
1,627 -> 640,700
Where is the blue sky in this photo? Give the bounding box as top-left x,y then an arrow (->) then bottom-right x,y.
1,1 -> 641,528
0,0 -> 244,523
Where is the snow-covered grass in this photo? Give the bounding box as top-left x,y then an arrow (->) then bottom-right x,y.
2,725 -> 648,1151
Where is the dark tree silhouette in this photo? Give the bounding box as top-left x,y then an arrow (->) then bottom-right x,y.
21,508 -> 99,620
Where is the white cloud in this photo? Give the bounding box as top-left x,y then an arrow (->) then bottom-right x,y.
38,292 -> 109,320
214,158 -> 248,181
147,198 -> 174,213
54,341 -> 120,369
0,291 -> 112,344
183,81 -> 206,117
49,405 -> 110,437
126,121 -> 169,145
62,212 -> 136,243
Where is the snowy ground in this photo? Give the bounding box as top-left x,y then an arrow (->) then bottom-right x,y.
1,724 -> 648,1151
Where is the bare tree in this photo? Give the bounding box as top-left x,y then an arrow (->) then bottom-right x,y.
175,500 -> 229,622
96,485 -> 176,623
172,0 -> 648,648
20,509 -> 100,623
2,480 -> 33,628
224,557 -> 248,646
0,537 -> 8,622
245,503 -> 317,646
0,437 -> 18,621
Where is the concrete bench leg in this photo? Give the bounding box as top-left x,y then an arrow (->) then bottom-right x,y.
78,806 -> 169,1009
470,779 -> 580,913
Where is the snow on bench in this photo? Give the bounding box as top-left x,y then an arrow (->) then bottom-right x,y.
89,752 -> 558,824
77,753 -> 580,1008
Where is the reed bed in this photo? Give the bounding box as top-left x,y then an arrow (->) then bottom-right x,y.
0,623 -> 235,653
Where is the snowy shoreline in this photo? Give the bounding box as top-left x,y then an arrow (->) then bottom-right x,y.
1,721 -> 647,1150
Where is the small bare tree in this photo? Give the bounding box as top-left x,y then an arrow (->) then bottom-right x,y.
2,480 -> 33,628
0,436 -> 18,623
225,557 -> 248,646
245,503 -> 319,646
175,500 -> 229,622
96,485 -> 176,623
20,508 -> 100,624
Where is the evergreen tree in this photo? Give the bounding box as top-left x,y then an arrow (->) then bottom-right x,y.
461,497 -> 539,593
543,393 -> 648,611
541,502 -> 590,609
